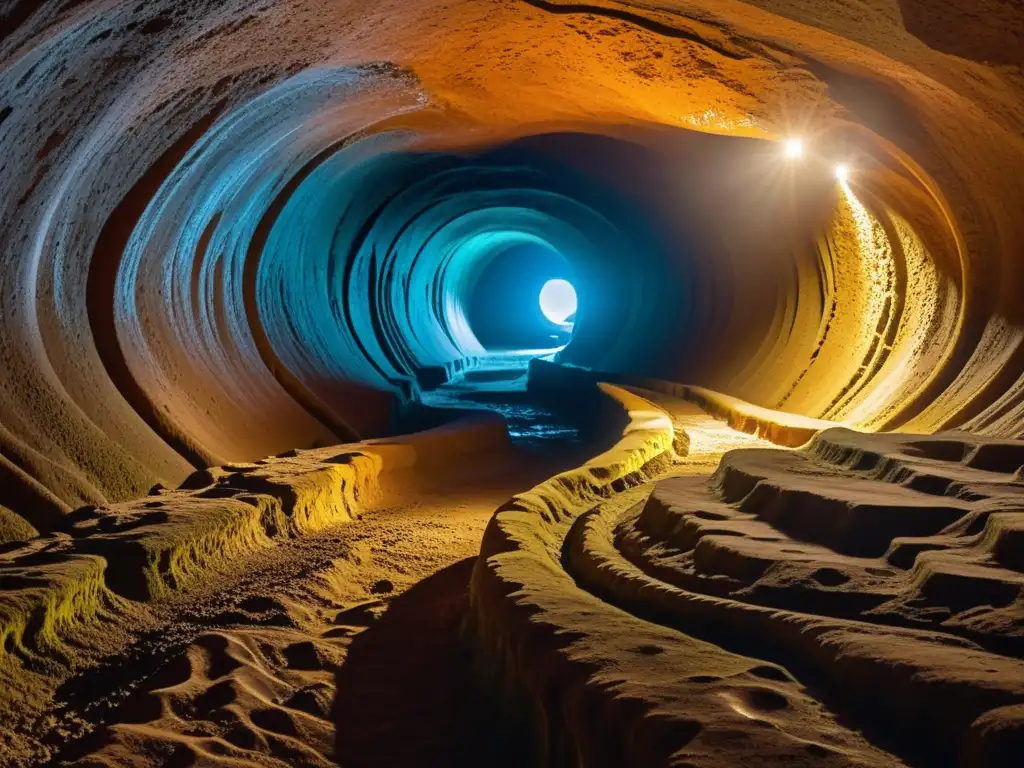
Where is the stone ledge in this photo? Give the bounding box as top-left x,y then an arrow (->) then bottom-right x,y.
0,413 -> 508,670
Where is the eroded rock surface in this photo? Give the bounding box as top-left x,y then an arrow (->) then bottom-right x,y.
2,0 -> 1024,766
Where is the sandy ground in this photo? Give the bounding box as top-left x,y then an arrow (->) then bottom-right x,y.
20,451 -> 556,767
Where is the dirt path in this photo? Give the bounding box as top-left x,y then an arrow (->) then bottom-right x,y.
44,455 -> 553,767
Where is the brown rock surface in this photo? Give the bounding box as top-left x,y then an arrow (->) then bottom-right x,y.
2,1 -> 1024,766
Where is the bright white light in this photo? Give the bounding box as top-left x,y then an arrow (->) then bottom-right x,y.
539,279 -> 577,325
784,139 -> 804,159
835,164 -> 850,182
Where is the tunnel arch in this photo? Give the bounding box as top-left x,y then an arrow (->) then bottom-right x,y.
0,0 -> 1021,528
111,102 -> 967,458
447,235 -> 577,353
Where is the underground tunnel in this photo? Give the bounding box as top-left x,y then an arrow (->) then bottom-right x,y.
1,0 -> 1023,766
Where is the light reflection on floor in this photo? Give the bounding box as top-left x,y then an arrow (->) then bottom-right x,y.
419,364 -> 583,451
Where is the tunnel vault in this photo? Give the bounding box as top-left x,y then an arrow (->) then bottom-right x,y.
2,0 -> 1013,524
0,0 -> 1012,519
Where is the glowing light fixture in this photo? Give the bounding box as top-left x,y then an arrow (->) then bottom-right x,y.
539,279 -> 577,325
835,164 -> 851,183
784,139 -> 804,159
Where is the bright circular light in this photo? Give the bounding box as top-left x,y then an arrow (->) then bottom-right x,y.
784,139 -> 804,159
835,164 -> 850,182
539,279 -> 577,325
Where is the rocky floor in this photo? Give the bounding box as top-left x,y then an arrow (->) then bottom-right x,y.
466,386 -> 1024,767
30,456 -> 549,767
2,383 -> 1023,767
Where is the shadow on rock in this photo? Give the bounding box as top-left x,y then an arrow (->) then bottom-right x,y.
332,557 -> 528,767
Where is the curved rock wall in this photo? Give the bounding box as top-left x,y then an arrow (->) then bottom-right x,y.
2,0 -> 1023,537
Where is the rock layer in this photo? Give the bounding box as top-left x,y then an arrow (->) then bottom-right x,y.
2,1 -> 1024,766
466,381 -> 1024,766
2,0 -> 1024,534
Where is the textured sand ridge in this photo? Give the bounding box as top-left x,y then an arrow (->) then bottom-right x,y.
468,380 -> 1024,766
2,0 -> 1024,765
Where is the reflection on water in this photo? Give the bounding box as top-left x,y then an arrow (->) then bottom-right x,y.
419,368 -> 582,452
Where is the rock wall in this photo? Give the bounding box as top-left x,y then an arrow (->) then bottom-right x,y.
2,0 -> 1023,536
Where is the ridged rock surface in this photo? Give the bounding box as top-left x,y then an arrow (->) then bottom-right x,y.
1,1 -> 1023,766
2,0 -> 1024,531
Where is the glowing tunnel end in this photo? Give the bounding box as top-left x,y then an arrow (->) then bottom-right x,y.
539,279 -> 578,326
784,138 -> 804,159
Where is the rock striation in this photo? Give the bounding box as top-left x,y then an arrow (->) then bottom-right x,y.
1,0 -> 1024,766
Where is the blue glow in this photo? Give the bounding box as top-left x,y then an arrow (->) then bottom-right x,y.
115,80 -> 682,437
539,279 -> 577,325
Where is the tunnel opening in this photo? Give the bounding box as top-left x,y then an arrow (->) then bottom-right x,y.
419,236 -> 587,451
539,278 -> 577,329
452,239 -> 577,384
463,241 -> 576,355
242,119 -> 960,454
